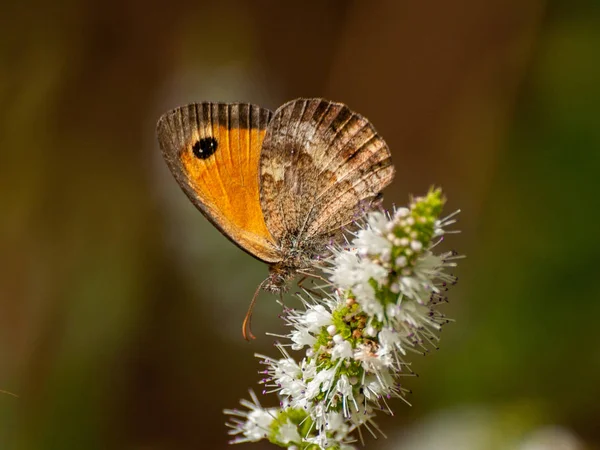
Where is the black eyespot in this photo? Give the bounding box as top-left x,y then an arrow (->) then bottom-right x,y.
192,137 -> 218,159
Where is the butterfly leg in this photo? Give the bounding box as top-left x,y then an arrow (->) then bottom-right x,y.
296,274 -> 325,299
297,269 -> 330,286
278,291 -> 288,311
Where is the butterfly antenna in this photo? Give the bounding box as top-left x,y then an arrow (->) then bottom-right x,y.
242,279 -> 267,341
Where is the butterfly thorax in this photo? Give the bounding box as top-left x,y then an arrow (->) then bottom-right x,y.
264,231 -> 328,292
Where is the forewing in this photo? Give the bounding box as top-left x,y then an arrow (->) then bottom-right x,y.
259,98 -> 395,244
157,102 -> 281,263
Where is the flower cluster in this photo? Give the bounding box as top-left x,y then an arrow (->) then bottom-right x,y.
225,189 -> 462,449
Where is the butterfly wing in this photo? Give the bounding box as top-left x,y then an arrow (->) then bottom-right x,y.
157,102 -> 281,263
259,98 -> 395,244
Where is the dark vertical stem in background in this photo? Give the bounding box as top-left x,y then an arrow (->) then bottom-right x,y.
1,1 -> 192,448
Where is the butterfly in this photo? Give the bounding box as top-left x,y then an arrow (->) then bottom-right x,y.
157,98 -> 395,339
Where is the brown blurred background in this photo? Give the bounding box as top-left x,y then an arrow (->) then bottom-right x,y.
1,0 -> 599,449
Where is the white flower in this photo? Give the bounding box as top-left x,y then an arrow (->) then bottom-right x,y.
243,410 -> 274,441
332,339 -> 353,361
395,255 -> 407,267
335,375 -> 359,417
353,282 -> 384,320
302,304 -> 332,331
224,391 -> 275,444
359,259 -> 388,284
410,240 -> 423,251
378,327 -> 404,356
277,422 -> 301,445
225,189 -> 462,449
306,367 -> 337,400
394,207 -> 410,219
289,327 -> 315,350
330,249 -> 388,289
354,343 -> 389,372
366,210 -> 389,233
329,250 -> 361,288
273,358 -> 302,384
355,227 -> 391,256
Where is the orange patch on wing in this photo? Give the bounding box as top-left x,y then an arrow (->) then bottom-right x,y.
180,125 -> 279,261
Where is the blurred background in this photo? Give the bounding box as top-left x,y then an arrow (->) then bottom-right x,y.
1,0 -> 599,449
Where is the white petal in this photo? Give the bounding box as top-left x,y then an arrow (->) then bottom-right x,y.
277,422 -> 301,444
332,340 -> 353,361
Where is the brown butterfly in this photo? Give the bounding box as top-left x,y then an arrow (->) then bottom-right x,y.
157,98 -> 395,339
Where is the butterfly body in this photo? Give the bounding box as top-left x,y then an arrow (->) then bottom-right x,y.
262,229 -> 326,292
157,98 -> 394,334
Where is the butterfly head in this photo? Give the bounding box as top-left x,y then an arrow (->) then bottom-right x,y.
264,264 -> 294,293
